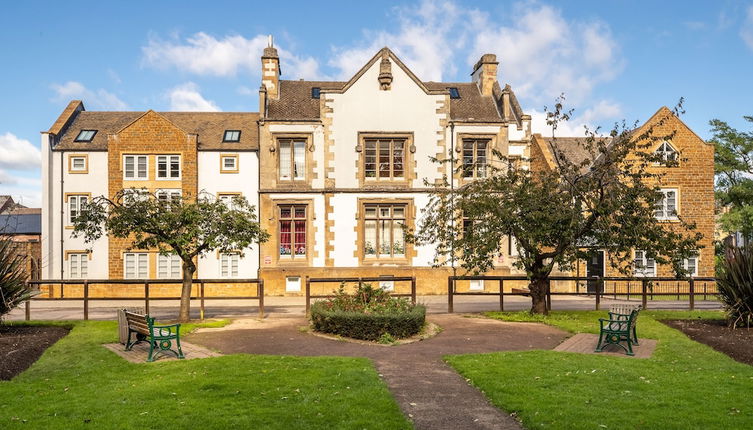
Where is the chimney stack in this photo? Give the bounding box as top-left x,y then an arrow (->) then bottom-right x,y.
261,35 -> 281,100
471,54 -> 498,96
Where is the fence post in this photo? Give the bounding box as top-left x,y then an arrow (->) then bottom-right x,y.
258,279 -> 265,318
448,277 -> 454,313
144,281 -> 150,315
689,278 -> 695,311
499,279 -> 504,311
25,299 -> 30,321
410,277 -> 417,305
546,279 -> 552,312
641,279 -> 648,309
595,278 -> 601,311
677,281 -> 680,301
305,276 -> 311,316
200,281 -> 205,321
60,282 -> 64,299
83,280 -> 89,321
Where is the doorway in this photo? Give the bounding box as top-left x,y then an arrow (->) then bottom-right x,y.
586,250 -> 604,293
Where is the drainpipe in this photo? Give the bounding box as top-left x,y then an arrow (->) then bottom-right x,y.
449,121 -> 456,279
59,150 -> 64,280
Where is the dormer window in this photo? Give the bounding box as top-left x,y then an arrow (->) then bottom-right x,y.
449,87 -> 460,99
311,87 -> 321,99
223,130 -> 241,142
74,130 -> 97,142
655,141 -> 678,163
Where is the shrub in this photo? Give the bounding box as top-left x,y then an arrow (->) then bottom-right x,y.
0,238 -> 36,319
310,283 -> 426,341
717,246 -> 753,327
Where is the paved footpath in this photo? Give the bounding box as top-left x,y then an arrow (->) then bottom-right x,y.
187,314 -> 568,430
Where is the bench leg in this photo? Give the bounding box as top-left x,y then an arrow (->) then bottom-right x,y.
175,336 -> 185,359
632,326 -> 639,346
595,330 -> 605,352
147,339 -> 156,362
626,337 -> 635,356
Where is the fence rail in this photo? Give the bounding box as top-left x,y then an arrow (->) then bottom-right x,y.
305,276 -> 417,314
25,278 -> 264,320
447,275 -> 718,313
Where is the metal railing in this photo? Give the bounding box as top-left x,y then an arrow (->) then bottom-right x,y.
447,275 -> 717,313
305,276 -> 417,314
25,278 -> 264,320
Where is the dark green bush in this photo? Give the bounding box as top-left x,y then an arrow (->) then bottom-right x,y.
0,238 -> 36,319
310,283 -> 425,341
717,246 -> 753,327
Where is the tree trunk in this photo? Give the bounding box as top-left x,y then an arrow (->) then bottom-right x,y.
529,276 -> 549,315
179,261 -> 195,322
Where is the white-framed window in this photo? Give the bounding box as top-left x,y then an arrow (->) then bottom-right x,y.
70,156 -> 87,172
157,253 -> 182,279
122,188 -> 149,204
218,193 -> 242,209
634,250 -> 656,277
379,280 -> 395,292
123,155 -> 148,180
684,252 -> 699,277
221,155 -> 238,173
124,253 -> 149,279
69,253 -> 88,279
67,195 -> 88,224
469,279 -> 485,291
220,253 -> 239,278
157,155 -> 181,179
156,189 -> 181,203
655,141 -> 678,163
278,138 -> 306,180
655,189 -> 678,220
286,276 -> 301,292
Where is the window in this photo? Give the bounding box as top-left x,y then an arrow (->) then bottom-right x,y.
278,138 -> 306,180
448,87 -> 460,99
69,253 -> 88,279
156,189 -> 181,203
311,87 -> 321,99
220,253 -> 239,278
157,155 -> 181,179
364,137 -> 405,180
69,155 -> 87,173
124,253 -> 148,279
122,188 -> 149,204
655,141 -> 678,163
379,280 -> 395,292
634,250 -> 656,277
74,130 -> 97,142
279,205 -> 307,258
364,204 -> 406,259
220,154 -> 239,173
462,139 -> 489,178
684,252 -> 699,277
218,193 -> 242,209
123,155 -> 148,180
469,279 -> 485,291
655,189 -> 678,220
286,276 -> 302,292
508,235 -> 519,257
223,130 -> 241,142
67,195 -> 88,224
157,254 -> 181,279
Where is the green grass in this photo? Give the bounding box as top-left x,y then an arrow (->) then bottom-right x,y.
446,310 -> 753,430
0,321 -> 410,429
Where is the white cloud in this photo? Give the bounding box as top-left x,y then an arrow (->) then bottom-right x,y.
167,82 -> 221,111
0,133 -> 41,170
142,32 -> 325,80
530,100 -> 622,137
50,81 -> 128,110
741,6 -> 753,51
0,170 -> 41,208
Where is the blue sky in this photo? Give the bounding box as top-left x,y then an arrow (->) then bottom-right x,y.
1,0 -> 752,206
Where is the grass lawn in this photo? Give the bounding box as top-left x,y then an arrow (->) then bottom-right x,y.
446,310 -> 753,430
0,320 -> 410,429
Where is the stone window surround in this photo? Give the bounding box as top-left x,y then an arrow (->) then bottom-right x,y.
357,132 -> 414,189
356,197 -> 414,266
456,133 -> 498,185
272,198 -> 314,267
220,153 -> 239,174
273,133 -> 313,187
64,192 -> 91,228
67,154 -> 88,174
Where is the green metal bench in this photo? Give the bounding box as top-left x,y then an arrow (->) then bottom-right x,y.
124,311 -> 184,362
595,305 -> 642,356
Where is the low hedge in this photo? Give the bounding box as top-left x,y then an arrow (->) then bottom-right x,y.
310,302 -> 426,341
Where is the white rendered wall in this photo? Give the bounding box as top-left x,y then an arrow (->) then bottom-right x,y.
197,151 -> 260,278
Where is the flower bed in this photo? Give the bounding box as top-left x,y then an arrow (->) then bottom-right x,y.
310,283 -> 426,341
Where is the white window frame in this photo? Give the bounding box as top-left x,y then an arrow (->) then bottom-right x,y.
69,253 -> 88,279
654,141 -> 678,164
156,155 -> 181,180
634,250 -> 656,277
156,189 -> 182,203
124,253 -> 149,279
220,253 -> 240,278
70,156 -> 87,172
123,155 -> 148,180
286,276 -> 302,292
218,193 -> 242,209
684,252 -> 699,277
157,253 -> 182,279
655,188 -> 678,220
221,155 -> 238,172
469,279 -> 485,291
67,195 -> 88,225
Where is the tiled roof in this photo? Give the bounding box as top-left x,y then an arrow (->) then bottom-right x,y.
52,111 -> 259,151
267,80 -> 345,120
0,213 -> 41,235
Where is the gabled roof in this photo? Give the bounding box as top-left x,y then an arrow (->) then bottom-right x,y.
51,109 -> 260,151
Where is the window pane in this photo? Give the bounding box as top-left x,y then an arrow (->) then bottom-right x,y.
221,255 -> 229,277
170,156 -> 180,178
379,220 -> 391,256
137,156 -> 147,178
365,206 -> 377,218
279,142 -> 291,179
393,207 -> 405,218
125,156 -> 134,178
477,142 -> 487,177
393,221 -> 404,256
378,140 -> 391,178
80,255 -> 88,278
280,220 -> 292,255
463,142 -> 474,177
231,254 -> 239,277
364,220 -> 377,255
280,206 -> 292,218
293,141 -> 306,180
70,255 -> 78,278
365,141 -> 377,178
157,156 -> 167,178
393,142 -> 404,177
125,255 -> 135,278
667,191 -> 676,215
223,157 -> 235,169
294,220 -> 306,256
294,206 -> 306,218
379,207 -> 390,218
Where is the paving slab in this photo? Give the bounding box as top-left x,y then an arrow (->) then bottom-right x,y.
102,341 -> 222,363
554,333 -> 658,359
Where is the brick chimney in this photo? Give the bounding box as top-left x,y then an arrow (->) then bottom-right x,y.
471,54 -> 498,96
261,35 -> 281,100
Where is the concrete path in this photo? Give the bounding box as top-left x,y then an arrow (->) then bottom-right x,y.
186,314 -> 568,430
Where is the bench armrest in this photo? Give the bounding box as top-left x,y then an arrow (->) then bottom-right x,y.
150,323 -> 181,337
599,318 -> 629,330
